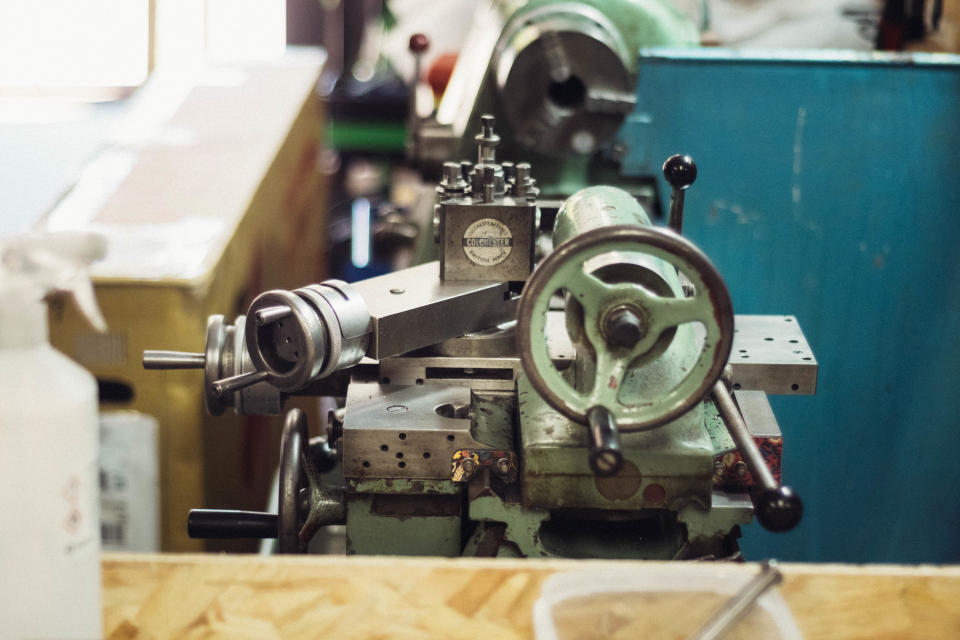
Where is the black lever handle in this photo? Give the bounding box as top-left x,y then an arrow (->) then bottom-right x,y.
712,382 -> 803,532
586,406 -> 624,477
188,509 -> 278,539
662,154 -> 697,235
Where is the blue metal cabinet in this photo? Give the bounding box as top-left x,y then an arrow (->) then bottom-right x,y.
619,50 -> 960,562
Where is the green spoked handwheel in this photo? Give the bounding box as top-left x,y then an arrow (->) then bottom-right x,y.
517,225 -> 734,431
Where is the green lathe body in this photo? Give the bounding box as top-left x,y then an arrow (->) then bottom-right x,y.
166,105 -> 809,561
342,185 -> 749,560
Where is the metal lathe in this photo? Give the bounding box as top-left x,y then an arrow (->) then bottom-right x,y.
144,113 -> 815,560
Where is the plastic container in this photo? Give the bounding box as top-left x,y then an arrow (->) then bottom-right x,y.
533,565 -> 802,640
0,233 -> 106,639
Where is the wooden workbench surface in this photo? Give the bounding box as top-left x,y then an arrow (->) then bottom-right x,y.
103,553 -> 960,639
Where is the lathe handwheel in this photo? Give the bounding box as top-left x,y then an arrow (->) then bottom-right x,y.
187,408 -> 343,550
202,315 -> 229,416
517,224 -> 734,431
278,408 -> 319,553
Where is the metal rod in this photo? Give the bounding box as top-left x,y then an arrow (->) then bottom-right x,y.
688,560 -> 783,640
712,381 -> 777,491
255,305 -> 293,326
188,509 -> 278,539
662,154 -> 697,235
407,33 -> 428,161
212,370 -> 269,397
142,350 -> 205,370
668,189 -> 685,234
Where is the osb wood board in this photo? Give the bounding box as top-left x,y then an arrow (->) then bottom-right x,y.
102,553 -> 960,640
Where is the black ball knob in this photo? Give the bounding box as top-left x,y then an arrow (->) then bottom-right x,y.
662,154 -> 697,190
754,485 -> 804,532
408,33 -> 429,54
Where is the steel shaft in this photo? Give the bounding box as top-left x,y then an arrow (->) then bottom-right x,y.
142,350 -> 205,370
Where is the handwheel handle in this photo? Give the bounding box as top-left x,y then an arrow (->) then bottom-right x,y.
188,509 -> 278,539
587,406 -> 624,477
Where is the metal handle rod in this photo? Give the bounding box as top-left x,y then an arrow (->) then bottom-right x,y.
255,305 -> 292,326
212,369 -> 269,397
662,155 -> 697,235
688,560 -> 783,640
142,350 -> 206,370
188,509 -> 278,539
668,188 -> 686,234
712,381 -> 777,491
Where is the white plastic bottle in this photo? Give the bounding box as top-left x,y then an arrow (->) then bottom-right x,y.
0,233 -> 107,639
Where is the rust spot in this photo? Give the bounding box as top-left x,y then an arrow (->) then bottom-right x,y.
608,375 -> 618,389
643,483 -> 666,505
371,494 -> 460,519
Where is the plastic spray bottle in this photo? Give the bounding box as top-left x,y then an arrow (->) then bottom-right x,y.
0,232 -> 107,639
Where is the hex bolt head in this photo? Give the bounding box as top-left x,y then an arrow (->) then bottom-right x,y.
603,306 -> 645,349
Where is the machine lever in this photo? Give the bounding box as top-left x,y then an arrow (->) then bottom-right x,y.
211,370 -> 269,397
712,381 -> 803,532
142,350 -> 206,370
255,305 -> 292,326
586,406 -> 624,477
188,509 -> 278,539
662,154 -> 697,234
407,33 -> 429,161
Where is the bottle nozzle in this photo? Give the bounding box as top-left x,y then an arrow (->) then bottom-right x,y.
1,232 -> 107,332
